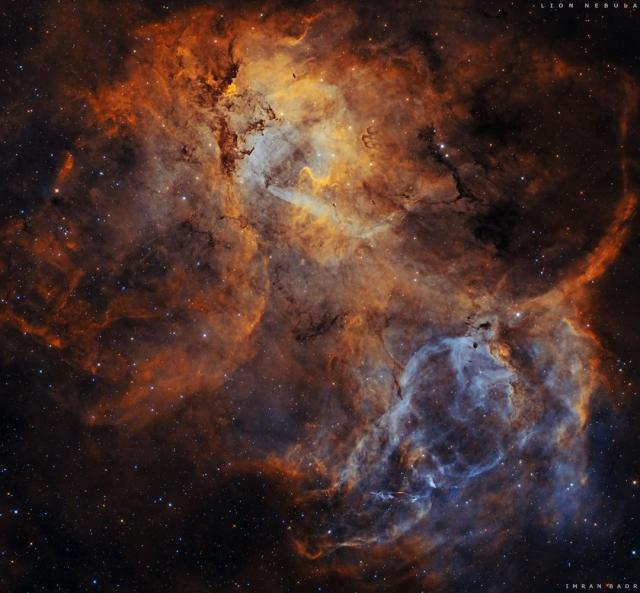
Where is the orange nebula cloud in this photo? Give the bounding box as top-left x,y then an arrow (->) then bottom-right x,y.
0,2 -> 638,590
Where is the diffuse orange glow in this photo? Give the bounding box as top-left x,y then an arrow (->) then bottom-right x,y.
0,3 -> 638,590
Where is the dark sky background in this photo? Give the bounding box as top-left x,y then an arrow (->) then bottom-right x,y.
1,1 -> 640,592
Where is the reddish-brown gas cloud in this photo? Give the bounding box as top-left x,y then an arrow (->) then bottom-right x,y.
0,2 -> 637,589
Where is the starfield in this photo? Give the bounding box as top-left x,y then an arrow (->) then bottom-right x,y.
1,1 -> 640,592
